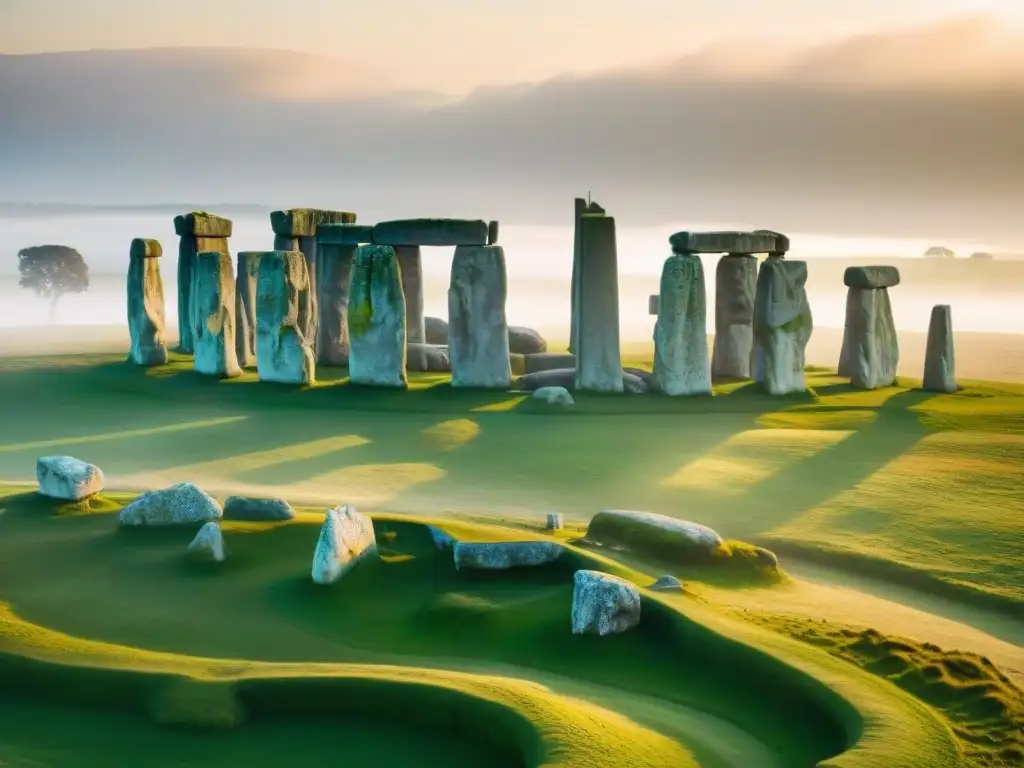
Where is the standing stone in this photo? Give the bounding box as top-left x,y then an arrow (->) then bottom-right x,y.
348,245 -> 407,388
255,250 -> 316,385
235,252 -> 260,367
395,245 -> 425,344
317,244 -> 356,366
127,238 -> 168,366
448,245 -> 511,389
751,259 -> 813,395
711,254 -> 757,380
575,212 -> 623,392
653,253 -> 711,396
487,220 -> 500,245
571,570 -> 641,637
173,212 -> 232,354
838,266 -> 900,389
546,512 -> 564,530
569,198 -> 586,354
192,252 -> 241,378
36,456 -> 104,500
923,305 -> 957,393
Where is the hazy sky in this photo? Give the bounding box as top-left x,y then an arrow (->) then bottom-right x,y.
2,0 -> 1023,91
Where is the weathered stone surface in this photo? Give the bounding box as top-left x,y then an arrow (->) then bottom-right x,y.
395,245 -> 425,344
425,316 -> 449,344
525,352 -> 576,374
575,215 -> 623,392
187,522 -> 226,562
839,287 -> 899,390
315,243 -> 356,366
119,482 -> 223,527
176,228 -> 229,355
373,218 -> 488,247
752,259 -> 813,395
127,238 -> 168,366
299,235 -> 320,343
223,496 -> 295,521
653,253 -> 711,396
569,198 -> 586,354
648,294 -> 659,316
621,371 -> 649,394
670,231 -> 777,255
649,574 -> 684,592
407,343 -> 450,372
192,252 -> 241,378
533,386 -> 574,406
546,512 -> 564,530
235,252 -> 260,366
174,212 -> 232,238
587,509 -> 725,551
571,570 -> 641,637
271,209 -> 356,237
516,368 -> 646,394
273,235 -> 300,252
36,456 -> 104,500
453,541 -> 563,570
844,265 -> 901,290
753,230 -> 790,253
712,254 -> 757,380
317,223 -> 375,246
508,326 -> 547,355
487,220 -> 499,245
448,245 -> 511,389
348,245 -> 407,388
311,504 -> 378,585
428,525 -> 456,551
923,305 -> 957,393
255,250 -> 316,385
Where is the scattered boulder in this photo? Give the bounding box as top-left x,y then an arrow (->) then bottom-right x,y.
119,482 -> 223,527
585,510 -> 725,561
653,253 -> 712,396
649,575 -> 684,592
453,541 -> 563,570
187,522 -> 227,562
223,496 -> 295,522
844,266 -> 901,290
524,352 -> 575,374
622,368 -> 658,393
428,524 -> 456,551
533,386 -> 574,406
425,316 -> 449,345
508,326 -> 547,354
406,343 -> 451,373
546,512 -> 564,530
311,504 -> 378,584
36,456 -> 104,501
373,218 -> 488,247
571,570 -> 641,637
923,305 -> 957,393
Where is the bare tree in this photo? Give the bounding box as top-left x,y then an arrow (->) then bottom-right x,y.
17,245 -> 90,323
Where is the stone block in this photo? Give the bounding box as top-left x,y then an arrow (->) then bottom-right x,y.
844,265 -> 901,289
648,294 -> 659,316
407,343 -> 450,373
923,305 -> 957,393
271,209 -> 356,237
454,541 -> 563,570
840,288 -> 899,390
173,212 -> 233,238
395,245 -> 425,344
316,223 -> 375,246
488,220 -> 500,245
348,245 -> 407,388
425,316 -> 449,344
571,570 -> 641,637
669,231 -> 778,255
575,215 -> 623,392
508,326 -> 547,354
372,218 -> 488,247
235,252 -> 261,367
311,504 -> 377,585
524,352 -> 576,374
753,229 -> 790,253
127,238 -> 168,366
192,251 -> 241,379
711,253 -> 757,380
129,238 -> 162,259
448,245 -> 511,388
36,455 -> 104,500
569,198 -> 586,354
752,259 -> 813,395
653,253 -> 712,396
273,235 -> 299,252
255,250 -> 316,385
315,243 -> 356,366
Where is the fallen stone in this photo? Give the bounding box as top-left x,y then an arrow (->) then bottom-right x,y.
508,326 -> 547,354
515,368 -> 648,394
448,245 -> 511,389
923,305 -> 957,393
844,265 -> 901,290
119,482 -> 223,527
711,254 -> 757,380
525,352 -> 576,374
546,512 -> 564,530
751,259 -> 813,395
425,316 -> 449,344
487,220 -> 499,245
586,510 -> 725,553
36,456 -> 104,501
621,371 -> 649,393
622,367 -> 658,393
271,209 -> 356,237
649,574 -> 684,592
187,522 -> 226,562
575,214 -> 623,392
372,218 -> 488,247
669,231 -> 777,255
173,212 -> 233,238
533,386 -> 574,406
192,251 -> 241,379
255,250 -> 316,385
453,541 -> 563,570
316,223 -> 374,246
407,342 -> 450,373
315,242 -> 356,366
427,525 -> 456,551
395,245 -> 425,344
839,288 -> 899,390
571,570 -> 641,637
348,245 -> 408,387
223,496 -> 295,521
127,238 -> 168,366
311,504 -> 378,585
653,253 -> 712,396
235,252 -> 260,367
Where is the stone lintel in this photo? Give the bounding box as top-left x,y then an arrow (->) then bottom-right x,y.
669,231 -> 778,255
487,220 -> 500,245
130,238 -> 162,259
844,265 -> 901,289
372,218 -> 489,247
173,212 -> 233,238
753,229 -> 790,252
648,294 -> 660,315
316,223 -> 375,245
271,209 -> 357,237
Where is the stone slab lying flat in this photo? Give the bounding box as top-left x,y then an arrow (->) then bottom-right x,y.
173,212 -> 233,238
669,231 -> 779,255
316,223 -> 375,245
844,265 -> 901,289
271,209 -> 357,237
372,218 -> 489,247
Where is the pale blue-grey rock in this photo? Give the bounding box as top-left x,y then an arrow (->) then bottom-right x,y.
448,245 -> 511,389
839,287 -> 899,390
174,212 -> 231,354
235,252 -> 260,367
192,251 -> 241,379
271,209 -> 356,237
453,541 -> 563,570
395,245 -> 425,344
588,510 -> 725,551
711,254 -> 757,380
428,524 -> 456,551
515,368 -> 647,394
223,496 -> 295,521
649,574 -> 684,592
36,456 -> 104,500
525,353 -> 575,374
923,305 -> 957,393
571,570 -> 641,636
532,386 -> 574,406
653,253 -> 711,396
546,512 -> 564,530
255,250 -> 316,385
844,265 -> 901,290
407,343 -> 450,373
752,259 -> 813,395
118,482 -> 223,527
348,245 -> 407,387
575,214 -> 623,392
425,316 -> 449,345
508,326 -> 547,354
187,522 -> 226,562
315,242 -> 356,366
311,504 -> 378,585
127,238 -> 168,366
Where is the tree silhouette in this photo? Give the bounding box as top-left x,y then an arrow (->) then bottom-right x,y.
17,245 -> 90,323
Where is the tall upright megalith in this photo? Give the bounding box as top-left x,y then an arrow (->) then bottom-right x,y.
394,246 -> 425,344
255,250 -> 316,385
653,253 -> 711,396
315,224 -> 374,366
752,259 -> 813,395
235,252 -> 261,367
192,251 -> 241,378
449,245 -> 511,389
126,238 -> 168,366
711,254 -> 757,380
173,212 -> 232,354
570,198 -> 606,355
923,304 -> 957,393
838,266 -> 900,389
575,210 -> 623,392
347,245 -> 407,388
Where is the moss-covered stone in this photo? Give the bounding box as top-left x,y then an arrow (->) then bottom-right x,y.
270,209 -> 356,237
317,223 -> 375,246
173,212 -> 233,238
